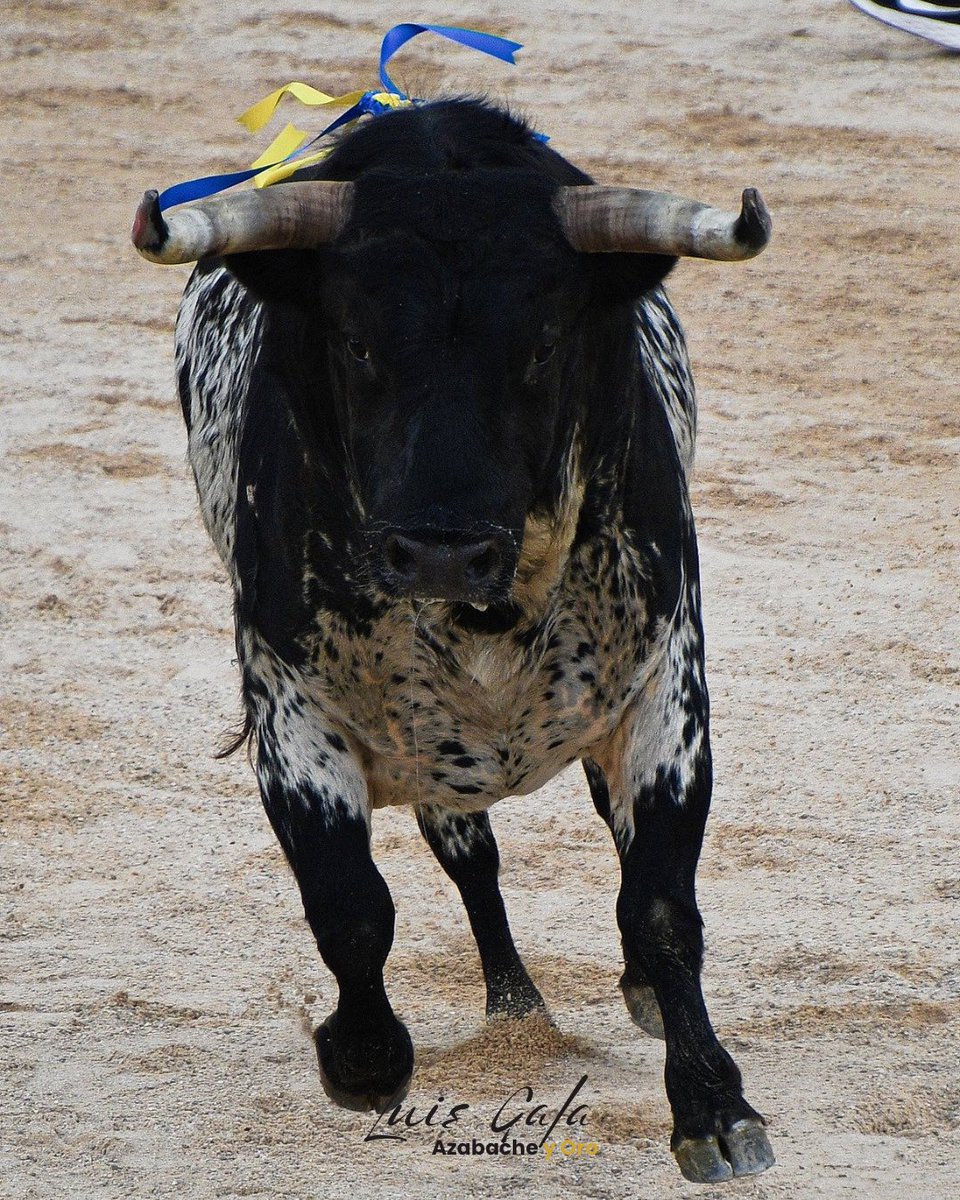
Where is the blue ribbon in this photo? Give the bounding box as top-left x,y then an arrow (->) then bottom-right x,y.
304,27 -> 524,143
157,24 -> 528,212
158,168 -> 267,211
377,24 -> 522,95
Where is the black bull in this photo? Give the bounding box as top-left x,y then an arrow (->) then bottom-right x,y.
134,98 -> 774,1183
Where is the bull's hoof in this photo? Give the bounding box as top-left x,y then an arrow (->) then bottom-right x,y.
486,969 -> 547,1020
620,977 -> 665,1039
674,1118 -> 775,1183
314,1012 -> 414,1113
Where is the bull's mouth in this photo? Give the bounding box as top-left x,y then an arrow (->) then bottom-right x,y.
448,599 -> 523,633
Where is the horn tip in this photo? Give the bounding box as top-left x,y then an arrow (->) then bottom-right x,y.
737,187 -> 772,255
132,189 -> 169,257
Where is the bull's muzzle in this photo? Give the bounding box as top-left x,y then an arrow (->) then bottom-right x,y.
372,529 -> 515,605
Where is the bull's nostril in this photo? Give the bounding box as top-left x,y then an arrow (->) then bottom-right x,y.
466,541 -> 500,583
385,534 -> 416,577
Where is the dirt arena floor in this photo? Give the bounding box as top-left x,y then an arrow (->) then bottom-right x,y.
2,1 -> 958,1197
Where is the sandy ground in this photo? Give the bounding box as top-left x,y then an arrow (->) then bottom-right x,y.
1,1 -> 958,1197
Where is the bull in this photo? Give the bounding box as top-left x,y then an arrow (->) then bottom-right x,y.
132,96 -> 774,1183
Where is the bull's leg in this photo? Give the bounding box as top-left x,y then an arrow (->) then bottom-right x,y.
251,682 -> 413,1112
584,619 -> 774,1183
416,805 -> 545,1018
584,757 -> 666,1040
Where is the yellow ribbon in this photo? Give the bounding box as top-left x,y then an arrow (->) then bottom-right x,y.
238,83 -> 367,133
238,85 -> 415,188
246,123 -> 328,188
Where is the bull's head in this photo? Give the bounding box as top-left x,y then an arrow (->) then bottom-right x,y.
133,118 -> 770,613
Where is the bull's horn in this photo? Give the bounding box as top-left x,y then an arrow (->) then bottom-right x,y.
131,181 -> 355,265
554,185 -> 771,261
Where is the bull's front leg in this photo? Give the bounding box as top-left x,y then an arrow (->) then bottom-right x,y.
249,668 -> 413,1112
585,610 -> 775,1183
416,804 -> 545,1018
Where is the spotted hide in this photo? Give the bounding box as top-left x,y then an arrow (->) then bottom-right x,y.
166,98 -> 774,1183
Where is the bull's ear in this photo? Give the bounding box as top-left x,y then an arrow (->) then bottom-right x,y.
587,252 -> 677,307
222,249 -> 321,307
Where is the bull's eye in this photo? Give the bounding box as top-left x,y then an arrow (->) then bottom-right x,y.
532,337 -> 557,365
346,336 -> 370,362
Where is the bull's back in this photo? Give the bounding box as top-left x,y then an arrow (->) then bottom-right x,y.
175,263 -> 263,576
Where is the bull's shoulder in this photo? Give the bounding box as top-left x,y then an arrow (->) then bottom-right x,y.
175,262 -> 262,429
174,263 -> 264,573
636,287 -> 696,478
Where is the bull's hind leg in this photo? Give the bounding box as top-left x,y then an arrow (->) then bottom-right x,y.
248,661 -> 413,1111
585,611 -> 774,1183
417,805 -> 545,1018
